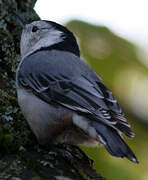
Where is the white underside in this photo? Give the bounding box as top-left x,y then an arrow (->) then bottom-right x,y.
17,88 -> 100,146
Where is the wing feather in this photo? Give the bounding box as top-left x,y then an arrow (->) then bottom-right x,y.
18,50 -> 134,137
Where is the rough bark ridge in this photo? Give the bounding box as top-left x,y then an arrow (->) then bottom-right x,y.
0,0 -> 106,179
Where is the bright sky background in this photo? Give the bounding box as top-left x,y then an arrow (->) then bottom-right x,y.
35,0 -> 148,47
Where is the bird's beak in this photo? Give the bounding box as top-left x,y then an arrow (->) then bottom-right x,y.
13,12 -> 26,28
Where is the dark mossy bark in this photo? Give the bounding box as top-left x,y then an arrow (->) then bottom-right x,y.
0,0 -> 39,154
0,144 -> 107,180
0,0 -> 106,179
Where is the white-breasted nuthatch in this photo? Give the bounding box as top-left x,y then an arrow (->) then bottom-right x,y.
15,14 -> 138,163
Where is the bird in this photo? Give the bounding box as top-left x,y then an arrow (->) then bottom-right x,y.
15,14 -> 138,163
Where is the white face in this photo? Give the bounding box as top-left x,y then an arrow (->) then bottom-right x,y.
20,21 -> 65,58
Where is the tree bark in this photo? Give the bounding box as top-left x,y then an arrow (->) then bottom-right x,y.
0,0 -> 106,179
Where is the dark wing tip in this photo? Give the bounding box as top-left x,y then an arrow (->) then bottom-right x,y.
111,113 -> 135,138
114,122 -> 135,138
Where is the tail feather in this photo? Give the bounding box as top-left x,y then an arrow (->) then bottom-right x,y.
92,121 -> 138,163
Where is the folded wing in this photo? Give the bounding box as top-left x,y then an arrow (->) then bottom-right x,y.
18,50 -> 134,138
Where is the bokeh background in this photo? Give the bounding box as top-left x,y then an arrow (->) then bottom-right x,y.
35,1 -> 148,179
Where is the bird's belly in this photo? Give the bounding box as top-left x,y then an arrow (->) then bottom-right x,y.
17,88 -> 99,146
17,88 -> 73,144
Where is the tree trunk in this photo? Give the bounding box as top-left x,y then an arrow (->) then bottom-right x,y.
0,0 -> 106,179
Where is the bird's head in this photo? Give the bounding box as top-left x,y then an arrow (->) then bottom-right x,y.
15,14 -> 80,58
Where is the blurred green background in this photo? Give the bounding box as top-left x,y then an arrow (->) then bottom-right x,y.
65,20 -> 148,180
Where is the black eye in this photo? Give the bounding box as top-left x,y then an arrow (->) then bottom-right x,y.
32,26 -> 38,32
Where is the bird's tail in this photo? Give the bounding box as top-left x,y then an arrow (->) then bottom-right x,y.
91,121 -> 138,163
73,114 -> 138,163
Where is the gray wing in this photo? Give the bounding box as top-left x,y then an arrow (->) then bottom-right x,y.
17,50 -> 134,138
